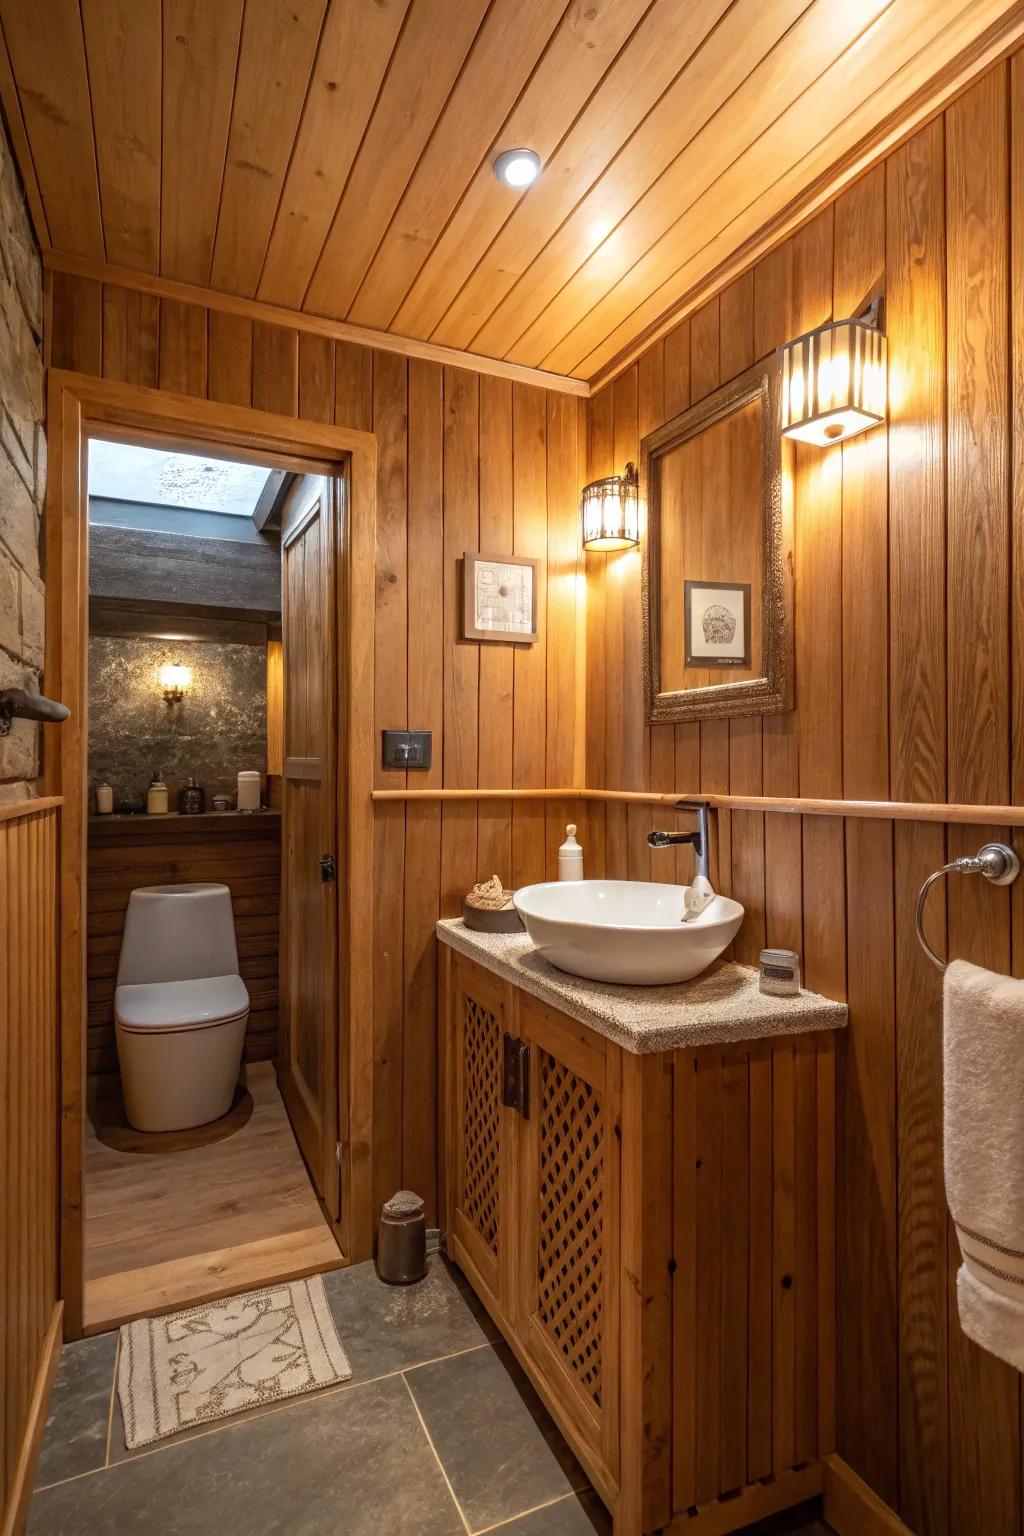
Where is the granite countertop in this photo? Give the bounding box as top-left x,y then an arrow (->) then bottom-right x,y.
437,918 -> 847,1056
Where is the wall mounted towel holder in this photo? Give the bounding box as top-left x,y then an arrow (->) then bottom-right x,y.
915,841 -> 1020,972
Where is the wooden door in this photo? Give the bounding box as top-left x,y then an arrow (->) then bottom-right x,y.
279,474 -> 340,1218
446,954 -> 515,1320
515,993 -> 621,1482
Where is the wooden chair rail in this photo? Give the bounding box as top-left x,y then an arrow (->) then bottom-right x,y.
0,794 -> 63,823
371,786 -> 1024,826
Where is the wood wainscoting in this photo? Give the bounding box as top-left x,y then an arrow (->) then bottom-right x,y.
0,799 -> 61,1536
585,53 -> 1024,1536
86,811 -> 281,1076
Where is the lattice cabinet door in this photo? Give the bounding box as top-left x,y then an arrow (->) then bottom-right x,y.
515,994 -> 621,1485
446,955 -> 514,1320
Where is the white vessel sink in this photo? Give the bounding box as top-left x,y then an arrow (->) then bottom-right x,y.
513,880 -> 744,986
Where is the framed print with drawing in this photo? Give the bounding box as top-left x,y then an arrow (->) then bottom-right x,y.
463,551 -> 538,643
684,580 -> 751,667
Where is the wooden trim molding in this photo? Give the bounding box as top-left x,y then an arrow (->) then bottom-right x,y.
371,786 -> 1024,827
45,372 -> 377,1334
587,8 -> 1024,393
41,252 -> 591,399
0,1303 -> 63,1536
664,1463 -> 825,1535
0,795 -> 62,823
823,1456 -> 915,1536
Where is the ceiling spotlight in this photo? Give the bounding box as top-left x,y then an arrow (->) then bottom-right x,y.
493,148 -> 541,189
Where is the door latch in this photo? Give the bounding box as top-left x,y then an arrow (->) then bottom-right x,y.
501,1033 -> 530,1119
319,853 -> 337,883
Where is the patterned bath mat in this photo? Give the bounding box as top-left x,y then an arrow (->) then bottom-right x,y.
117,1275 -> 351,1448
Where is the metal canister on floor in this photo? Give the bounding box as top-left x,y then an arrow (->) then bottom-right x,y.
375,1190 -> 427,1285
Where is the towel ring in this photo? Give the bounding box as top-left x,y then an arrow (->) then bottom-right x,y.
915,841 -> 1020,972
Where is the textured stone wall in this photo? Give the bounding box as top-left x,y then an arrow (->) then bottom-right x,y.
0,117 -> 44,805
88,634 -> 267,807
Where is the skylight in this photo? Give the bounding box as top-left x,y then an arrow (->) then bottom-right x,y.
88,440 -> 274,517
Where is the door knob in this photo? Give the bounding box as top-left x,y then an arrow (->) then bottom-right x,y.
319,853 -> 337,883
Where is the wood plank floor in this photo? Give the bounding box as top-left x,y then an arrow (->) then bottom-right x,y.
83,1062 -> 343,1333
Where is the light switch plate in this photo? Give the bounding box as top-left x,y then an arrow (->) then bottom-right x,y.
382,729 -> 432,771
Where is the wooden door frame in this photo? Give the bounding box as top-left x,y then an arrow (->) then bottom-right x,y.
43,370 -> 376,1338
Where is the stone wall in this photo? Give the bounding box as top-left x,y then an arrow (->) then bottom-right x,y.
0,115 -> 44,806
88,634 -> 267,807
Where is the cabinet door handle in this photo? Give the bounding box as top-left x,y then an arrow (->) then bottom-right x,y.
516,1039 -> 530,1121
502,1033 -> 519,1110
501,1034 -> 531,1119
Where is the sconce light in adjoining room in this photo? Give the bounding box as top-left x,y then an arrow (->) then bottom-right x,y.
581,461 -> 640,551
158,662 -> 192,706
779,299 -> 887,447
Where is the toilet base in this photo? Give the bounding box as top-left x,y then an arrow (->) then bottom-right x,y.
115,1013 -> 248,1133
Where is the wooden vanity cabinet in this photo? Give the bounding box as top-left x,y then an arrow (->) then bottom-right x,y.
515,994 -> 621,1490
440,947 -> 837,1536
445,955 -> 512,1322
443,955 -> 621,1497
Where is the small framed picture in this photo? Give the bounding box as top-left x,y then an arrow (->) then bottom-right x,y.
684,580 -> 751,667
463,551 -> 538,643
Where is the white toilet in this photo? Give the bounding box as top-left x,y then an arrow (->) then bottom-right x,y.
114,882 -> 249,1133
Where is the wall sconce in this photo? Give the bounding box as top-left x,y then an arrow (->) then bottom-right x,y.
158,662 -> 192,706
779,299 -> 886,446
581,462 -> 639,551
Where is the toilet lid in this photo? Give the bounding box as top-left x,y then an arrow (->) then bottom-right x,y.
115,974 -> 249,1033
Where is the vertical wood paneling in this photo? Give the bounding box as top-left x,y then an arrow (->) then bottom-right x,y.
403,359 -> 444,1221
946,70 -> 1010,809
372,349 -> 409,1219
478,376 -> 514,885
944,67 -> 1017,1536
833,164 -> 897,1507
888,113 -> 950,1536
441,367 -> 480,914
511,383 -> 547,888
157,299 -> 206,396
0,804 -> 58,1514
50,271 -> 102,373
587,57 -> 1024,1535
297,333 -> 335,425
207,311 -> 253,407
586,385 -> 612,878
544,390 -> 582,880
252,321 -> 298,417
101,286 -> 158,386
722,270 -> 764,962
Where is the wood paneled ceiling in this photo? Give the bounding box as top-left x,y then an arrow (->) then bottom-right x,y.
1,0 -> 1021,388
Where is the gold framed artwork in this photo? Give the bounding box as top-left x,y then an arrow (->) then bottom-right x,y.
462,551 -> 539,643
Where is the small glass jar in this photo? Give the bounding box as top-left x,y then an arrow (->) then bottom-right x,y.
177,777 -> 205,815
146,775 -> 169,815
759,948 -> 801,997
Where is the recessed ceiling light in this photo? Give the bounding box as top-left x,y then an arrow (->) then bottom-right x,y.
493,148 -> 541,188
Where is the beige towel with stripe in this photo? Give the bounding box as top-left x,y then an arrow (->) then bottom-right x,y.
945,959 -> 1024,1371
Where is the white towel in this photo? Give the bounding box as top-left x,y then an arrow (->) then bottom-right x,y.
944,958 -> 1024,1370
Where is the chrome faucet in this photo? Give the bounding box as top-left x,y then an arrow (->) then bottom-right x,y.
648,800 -> 710,880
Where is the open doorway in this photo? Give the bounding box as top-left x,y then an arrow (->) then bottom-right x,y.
81,441 -> 343,1331
45,374 -> 376,1339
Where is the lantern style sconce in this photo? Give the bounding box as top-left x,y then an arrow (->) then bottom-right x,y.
580,461 -> 640,551
779,299 -> 886,447
158,662 -> 192,706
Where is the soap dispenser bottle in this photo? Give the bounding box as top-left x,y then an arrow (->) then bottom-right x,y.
558,823 -> 584,881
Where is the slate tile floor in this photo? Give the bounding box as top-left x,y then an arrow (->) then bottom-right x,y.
31,1257 -> 834,1536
